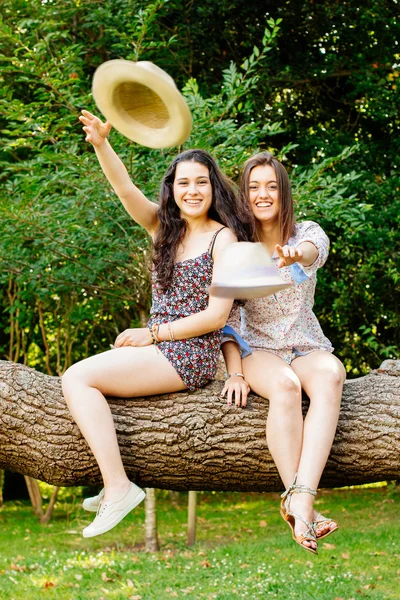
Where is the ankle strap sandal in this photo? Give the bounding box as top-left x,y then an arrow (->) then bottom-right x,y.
279,473 -> 318,555
313,511 -> 339,540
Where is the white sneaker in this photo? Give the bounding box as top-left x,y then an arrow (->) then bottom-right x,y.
82,483 -> 146,538
82,488 -> 104,512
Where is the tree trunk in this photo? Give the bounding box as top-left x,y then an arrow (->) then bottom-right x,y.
187,491 -> 197,546
24,476 -> 59,523
0,359 -> 399,492
144,488 -> 159,552
24,476 -> 43,517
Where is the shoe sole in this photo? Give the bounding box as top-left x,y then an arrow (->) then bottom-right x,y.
82,490 -> 146,538
315,525 -> 339,540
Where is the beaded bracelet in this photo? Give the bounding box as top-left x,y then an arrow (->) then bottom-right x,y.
148,325 -> 156,344
148,324 -> 159,345
152,323 -> 161,344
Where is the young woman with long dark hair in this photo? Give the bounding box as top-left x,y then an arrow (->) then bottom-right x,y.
62,110 -> 254,538
221,151 -> 346,554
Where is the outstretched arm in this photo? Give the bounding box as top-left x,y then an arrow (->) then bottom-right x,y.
275,222 -> 330,270
79,110 -> 159,235
275,242 -> 318,268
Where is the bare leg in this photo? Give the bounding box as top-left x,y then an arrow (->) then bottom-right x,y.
289,351 -> 346,540
62,346 -> 186,503
242,351 -> 303,489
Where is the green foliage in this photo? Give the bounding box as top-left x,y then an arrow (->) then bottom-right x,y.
0,0 -> 398,375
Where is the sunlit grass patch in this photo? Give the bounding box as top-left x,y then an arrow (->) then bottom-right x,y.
0,485 -> 399,599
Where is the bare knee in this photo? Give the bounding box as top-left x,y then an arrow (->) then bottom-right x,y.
62,362 -> 80,384
269,374 -> 302,410
306,365 -> 346,408
317,355 -> 346,387
276,373 -> 302,396
319,364 -> 346,390
62,362 -> 92,399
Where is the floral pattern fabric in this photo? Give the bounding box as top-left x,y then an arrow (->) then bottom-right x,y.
148,230 -> 224,390
223,221 -> 334,364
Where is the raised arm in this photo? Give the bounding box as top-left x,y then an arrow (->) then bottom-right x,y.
79,110 -> 159,235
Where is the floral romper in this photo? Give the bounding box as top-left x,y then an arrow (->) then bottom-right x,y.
222,221 -> 334,364
148,228 -> 226,390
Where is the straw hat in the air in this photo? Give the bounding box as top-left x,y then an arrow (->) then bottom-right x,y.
92,60 -> 192,148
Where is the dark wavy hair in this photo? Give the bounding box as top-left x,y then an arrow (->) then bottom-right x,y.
239,152 -> 296,245
153,149 -> 255,292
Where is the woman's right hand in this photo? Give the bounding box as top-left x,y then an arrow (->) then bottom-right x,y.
220,375 -> 250,408
79,110 -> 112,147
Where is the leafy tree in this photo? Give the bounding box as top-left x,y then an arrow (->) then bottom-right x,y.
0,0 -> 398,377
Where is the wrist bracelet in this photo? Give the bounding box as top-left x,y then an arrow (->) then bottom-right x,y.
152,323 -> 161,344
228,373 -> 245,379
148,324 -> 159,345
148,325 -> 156,344
168,320 -> 176,342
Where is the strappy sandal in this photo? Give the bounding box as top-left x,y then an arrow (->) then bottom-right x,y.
280,474 -> 318,555
313,512 -> 339,540
280,473 -> 297,522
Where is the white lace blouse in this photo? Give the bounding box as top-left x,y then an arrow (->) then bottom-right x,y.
222,221 -> 334,363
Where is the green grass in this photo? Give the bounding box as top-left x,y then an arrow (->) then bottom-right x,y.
0,485 -> 399,599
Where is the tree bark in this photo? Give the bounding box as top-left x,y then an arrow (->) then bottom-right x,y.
0,359 -> 399,492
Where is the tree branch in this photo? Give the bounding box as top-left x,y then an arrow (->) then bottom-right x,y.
0,360 -> 399,492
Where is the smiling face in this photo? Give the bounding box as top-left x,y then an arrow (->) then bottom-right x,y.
248,164 -> 280,224
173,161 -> 213,220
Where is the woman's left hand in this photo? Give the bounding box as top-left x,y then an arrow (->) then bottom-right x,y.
275,244 -> 303,268
114,328 -> 153,348
220,375 -> 250,408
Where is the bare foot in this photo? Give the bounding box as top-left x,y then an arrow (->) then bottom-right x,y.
313,511 -> 338,538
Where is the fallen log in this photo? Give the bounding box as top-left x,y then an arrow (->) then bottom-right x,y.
0,359 -> 399,491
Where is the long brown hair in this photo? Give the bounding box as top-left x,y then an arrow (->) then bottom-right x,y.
239,152 -> 295,245
153,149 -> 255,292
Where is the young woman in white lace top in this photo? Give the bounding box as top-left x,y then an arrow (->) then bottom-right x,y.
221,152 -> 346,554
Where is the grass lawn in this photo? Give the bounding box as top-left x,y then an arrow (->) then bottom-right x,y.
0,484 -> 399,599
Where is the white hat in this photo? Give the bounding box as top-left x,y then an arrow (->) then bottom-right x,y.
92,60 -> 192,148
209,242 -> 293,299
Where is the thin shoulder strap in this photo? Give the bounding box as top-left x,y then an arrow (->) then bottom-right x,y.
208,226 -> 227,256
